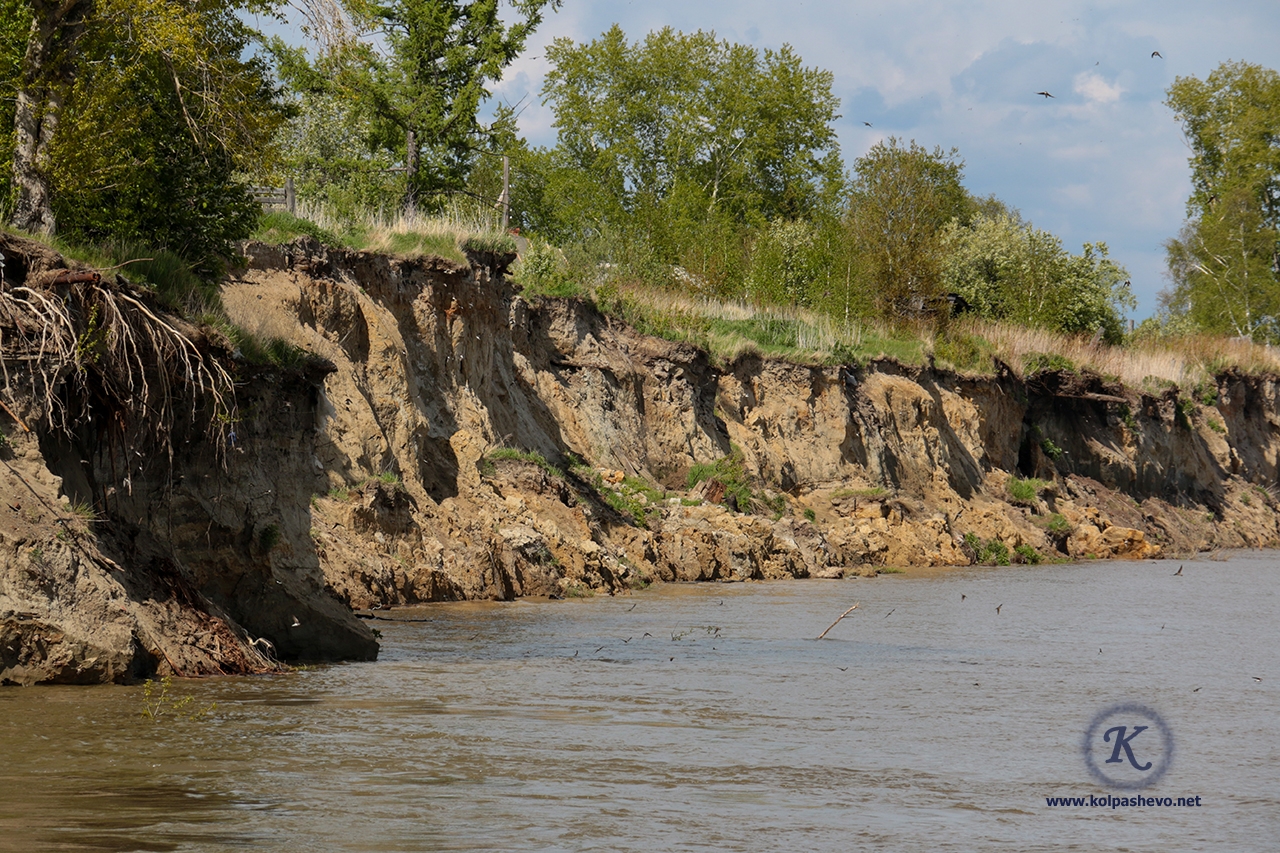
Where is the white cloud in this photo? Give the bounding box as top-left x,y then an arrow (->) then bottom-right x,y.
1073,72 -> 1124,103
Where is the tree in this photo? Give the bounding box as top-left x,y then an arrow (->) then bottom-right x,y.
335,0 -> 560,211
540,25 -> 844,233
2,0 -> 286,255
42,0 -> 286,268
272,39 -> 406,220
1164,61 -> 1280,340
941,214 -> 1134,342
9,0 -> 93,234
845,139 -> 970,317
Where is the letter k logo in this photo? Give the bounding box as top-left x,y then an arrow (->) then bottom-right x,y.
1103,725 -> 1153,771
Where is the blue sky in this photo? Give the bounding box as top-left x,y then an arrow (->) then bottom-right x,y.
477,0 -> 1280,319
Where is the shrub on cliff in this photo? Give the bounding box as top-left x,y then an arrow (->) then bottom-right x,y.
688,448 -> 757,513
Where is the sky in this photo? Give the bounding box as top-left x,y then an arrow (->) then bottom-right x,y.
472,0 -> 1280,320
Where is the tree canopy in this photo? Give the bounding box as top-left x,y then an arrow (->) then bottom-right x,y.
539,25 -> 844,233
0,0 -> 286,268
845,139 -> 970,316
1164,61 -> 1280,340
318,0 -> 560,210
941,214 -> 1134,342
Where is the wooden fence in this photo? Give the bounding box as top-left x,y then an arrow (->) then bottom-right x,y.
251,177 -> 295,215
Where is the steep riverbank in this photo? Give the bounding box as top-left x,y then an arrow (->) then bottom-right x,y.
3,233 -> 1279,684
227,238 -> 1280,604
0,233 -> 376,685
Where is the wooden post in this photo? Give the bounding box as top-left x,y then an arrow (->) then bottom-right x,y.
285,177 -> 296,215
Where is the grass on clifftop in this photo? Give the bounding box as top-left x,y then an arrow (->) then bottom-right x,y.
577,280 -> 1280,390
5,228 -> 321,372
251,203 -> 515,265
594,285 -> 926,368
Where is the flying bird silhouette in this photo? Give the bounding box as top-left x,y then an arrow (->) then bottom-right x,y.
1192,686 -> 1201,692
1253,676 -> 1263,682
863,121 -> 873,127
960,593 -> 966,601
1036,91 -> 1055,98
1152,51 -> 1163,58
1174,565 -> 1183,576
884,608 -> 895,618
996,603 -> 1004,615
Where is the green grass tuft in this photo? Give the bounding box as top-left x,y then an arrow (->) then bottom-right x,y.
687,447 -> 757,513
1007,476 -> 1049,505
1022,352 -> 1076,374
484,447 -> 564,479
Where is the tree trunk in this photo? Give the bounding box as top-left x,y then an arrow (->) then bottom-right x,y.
403,128 -> 419,214
9,0 -> 92,236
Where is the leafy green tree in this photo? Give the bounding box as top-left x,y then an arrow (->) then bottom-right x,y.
540,25 -> 843,232
1164,61 -> 1280,339
45,0 -> 286,270
272,41 -> 406,221
331,0 -> 559,211
845,139 -> 970,318
941,214 -> 1134,341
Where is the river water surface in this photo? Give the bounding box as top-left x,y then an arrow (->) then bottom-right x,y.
2,554 -> 1278,852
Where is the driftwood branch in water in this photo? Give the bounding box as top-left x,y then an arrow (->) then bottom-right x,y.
816,602 -> 860,640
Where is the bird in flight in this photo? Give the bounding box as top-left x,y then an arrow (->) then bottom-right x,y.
1174,565 -> 1183,576
1152,51 -> 1163,58
884,608 -> 895,618
960,593 -> 966,601
863,121 -> 873,127
1036,91 -> 1054,98
996,603 -> 1004,615
1253,676 -> 1263,683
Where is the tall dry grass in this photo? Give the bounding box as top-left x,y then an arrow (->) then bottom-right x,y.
604,285 -> 920,365
969,319 -> 1280,387
293,199 -> 514,261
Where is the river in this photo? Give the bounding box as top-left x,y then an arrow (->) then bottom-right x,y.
2,554 -> 1277,852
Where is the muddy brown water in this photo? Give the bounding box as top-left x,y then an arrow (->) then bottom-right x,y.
3,555 -> 1278,852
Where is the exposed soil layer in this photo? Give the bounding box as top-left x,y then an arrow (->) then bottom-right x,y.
0,233 -> 375,685
221,238 -> 1280,611
6,232 -> 1278,684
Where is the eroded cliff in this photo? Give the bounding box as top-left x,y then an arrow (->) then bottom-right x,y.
222,238 -> 1280,611
5,232 -> 1277,684
0,234 -> 376,685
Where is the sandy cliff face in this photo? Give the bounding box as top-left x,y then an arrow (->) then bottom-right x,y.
220,238 -> 1280,611
0,234 -> 376,685
5,231 -> 1276,684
